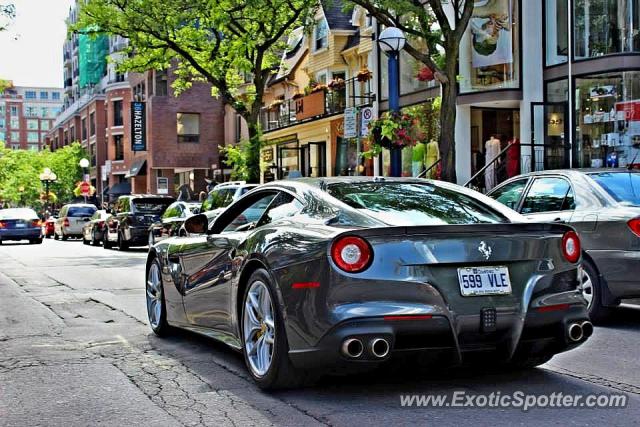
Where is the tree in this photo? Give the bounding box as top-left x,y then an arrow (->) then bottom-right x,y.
78,0 -> 318,183
349,0 -> 474,182
0,3 -> 15,32
0,142 -> 86,208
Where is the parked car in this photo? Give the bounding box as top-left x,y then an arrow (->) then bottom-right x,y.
148,201 -> 201,245
43,217 -> 56,238
0,208 -> 43,244
54,204 -> 97,240
104,195 -> 174,250
145,177 -> 590,389
487,169 -> 640,321
82,210 -> 111,246
201,181 -> 257,220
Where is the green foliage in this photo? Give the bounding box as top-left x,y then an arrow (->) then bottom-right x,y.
0,142 -> 87,209
77,0 -> 319,182
219,142 -> 250,181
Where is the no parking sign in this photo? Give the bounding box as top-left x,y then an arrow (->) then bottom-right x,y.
360,107 -> 374,137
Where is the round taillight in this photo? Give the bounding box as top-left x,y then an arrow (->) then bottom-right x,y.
331,236 -> 372,273
628,218 -> 640,237
562,231 -> 581,263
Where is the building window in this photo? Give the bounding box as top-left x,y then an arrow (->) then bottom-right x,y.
459,0 -> 520,93
24,106 -> 38,117
155,71 -> 168,96
176,113 -> 200,143
574,0 -> 640,59
235,114 -> 242,143
27,132 -> 39,143
545,0 -> 569,66
0,118 -> 4,129
10,118 -> 19,129
27,119 -> 38,130
314,18 -> 329,50
113,100 -> 123,126
41,120 -> 50,131
11,131 -> 19,141
40,91 -> 49,100
90,112 -> 96,136
0,104 -> 4,115
25,91 -> 36,99
81,118 -> 87,140
70,126 -> 76,142
575,70 -> 640,168
114,135 -> 124,160
28,144 -> 38,151
0,131 -> 5,141
52,92 -> 61,100
10,106 -> 18,116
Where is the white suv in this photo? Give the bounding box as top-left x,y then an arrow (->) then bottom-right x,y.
54,203 -> 97,240
197,181 -> 258,227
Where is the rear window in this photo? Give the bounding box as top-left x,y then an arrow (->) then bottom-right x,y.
67,206 -> 97,217
327,182 -> 508,226
590,172 -> 640,207
132,198 -> 173,214
0,208 -> 38,220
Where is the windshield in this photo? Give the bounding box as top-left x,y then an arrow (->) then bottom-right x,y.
67,206 -> 97,217
327,182 -> 508,226
0,208 -> 39,220
132,199 -> 173,214
590,172 -> 640,206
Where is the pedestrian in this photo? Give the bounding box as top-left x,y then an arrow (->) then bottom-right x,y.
198,191 -> 207,202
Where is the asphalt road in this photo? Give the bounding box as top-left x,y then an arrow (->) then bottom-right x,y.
1,238 -> 640,426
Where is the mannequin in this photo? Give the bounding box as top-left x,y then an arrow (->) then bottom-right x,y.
484,135 -> 501,191
506,137 -> 520,178
412,142 -> 426,177
425,140 -> 440,179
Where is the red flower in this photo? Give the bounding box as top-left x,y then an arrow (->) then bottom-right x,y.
417,67 -> 435,82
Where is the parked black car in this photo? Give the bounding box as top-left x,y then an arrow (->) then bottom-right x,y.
82,210 -> 111,246
148,201 -> 201,245
104,195 -> 174,250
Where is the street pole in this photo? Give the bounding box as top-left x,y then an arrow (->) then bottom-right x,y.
378,27 -> 406,177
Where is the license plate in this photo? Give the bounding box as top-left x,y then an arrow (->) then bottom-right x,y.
457,266 -> 512,296
16,223 -> 25,228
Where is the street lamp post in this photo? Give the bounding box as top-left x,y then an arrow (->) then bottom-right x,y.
79,158 -> 90,203
378,27 -> 406,177
39,167 -> 57,217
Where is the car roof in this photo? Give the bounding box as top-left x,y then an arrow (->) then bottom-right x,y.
120,194 -> 174,199
513,168 -> 639,178
62,203 -> 97,207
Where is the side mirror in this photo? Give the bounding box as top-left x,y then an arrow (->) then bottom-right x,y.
184,213 -> 209,235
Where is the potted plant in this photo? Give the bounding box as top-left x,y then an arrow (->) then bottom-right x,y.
363,112 -> 417,158
311,83 -> 328,93
416,66 -> 435,82
328,78 -> 345,90
356,68 -> 372,82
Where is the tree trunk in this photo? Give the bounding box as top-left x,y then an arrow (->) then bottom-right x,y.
438,61 -> 459,184
245,121 -> 262,184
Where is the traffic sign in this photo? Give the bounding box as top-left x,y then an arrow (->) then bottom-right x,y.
80,181 -> 91,196
343,107 -> 357,138
361,107 -> 374,137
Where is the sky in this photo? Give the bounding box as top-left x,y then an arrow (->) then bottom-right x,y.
0,0 -> 75,88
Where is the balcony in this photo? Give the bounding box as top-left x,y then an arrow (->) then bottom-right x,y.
259,76 -> 373,133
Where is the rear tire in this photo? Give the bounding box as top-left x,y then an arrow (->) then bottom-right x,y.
241,269 -> 311,389
103,233 -> 113,249
580,259 -> 611,324
91,230 -> 99,246
53,232 -> 59,240
82,236 -> 89,245
61,231 -> 68,241
146,259 -> 171,336
34,238 -> 43,245
118,233 -> 129,251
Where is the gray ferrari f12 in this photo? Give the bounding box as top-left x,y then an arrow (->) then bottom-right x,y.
146,177 -> 591,389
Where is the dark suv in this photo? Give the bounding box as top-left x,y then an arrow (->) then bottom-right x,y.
104,195 -> 174,250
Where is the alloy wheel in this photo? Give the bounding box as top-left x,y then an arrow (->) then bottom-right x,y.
243,280 -> 275,378
580,268 -> 594,309
146,263 -> 163,329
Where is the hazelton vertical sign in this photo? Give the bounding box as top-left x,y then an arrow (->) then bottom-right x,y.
131,101 -> 146,151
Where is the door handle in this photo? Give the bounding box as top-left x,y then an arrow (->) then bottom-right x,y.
552,218 -> 566,223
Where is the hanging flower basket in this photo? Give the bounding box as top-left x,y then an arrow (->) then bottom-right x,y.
416,66 -> 435,82
328,78 -> 345,90
363,112 -> 417,158
356,68 -> 372,82
311,83 -> 329,93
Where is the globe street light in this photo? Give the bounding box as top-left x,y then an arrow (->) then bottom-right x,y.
79,158 -> 90,203
39,167 -> 57,216
378,27 -> 406,177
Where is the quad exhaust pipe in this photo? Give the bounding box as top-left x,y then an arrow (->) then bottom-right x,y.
568,321 -> 593,342
341,337 -> 391,359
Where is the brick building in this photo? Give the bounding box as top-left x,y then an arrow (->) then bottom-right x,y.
0,84 -> 63,150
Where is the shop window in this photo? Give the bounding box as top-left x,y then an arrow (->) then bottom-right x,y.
575,71 -> 640,169
574,0 -> 640,59
114,135 -> 124,160
545,0 -> 569,66
459,0 -> 520,93
177,113 -> 200,143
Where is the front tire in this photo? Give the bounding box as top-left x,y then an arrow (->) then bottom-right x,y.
146,259 -> 171,336
580,259 -> 611,324
241,269 -> 307,389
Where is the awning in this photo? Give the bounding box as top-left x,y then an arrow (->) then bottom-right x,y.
126,158 -> 147,178
108,182 -> 131,195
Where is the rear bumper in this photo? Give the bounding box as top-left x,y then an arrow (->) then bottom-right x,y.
123,226 -> 149,245
61,225 -> 83,236
0,228 -> 42,241
588,249 -> 640,299
288,305 -> 589,370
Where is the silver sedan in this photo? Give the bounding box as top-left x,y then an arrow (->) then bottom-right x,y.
488,169 -> 640,322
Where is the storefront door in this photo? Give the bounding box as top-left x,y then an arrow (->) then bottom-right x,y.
301,142 -> 326,177
530,102 -> 570,172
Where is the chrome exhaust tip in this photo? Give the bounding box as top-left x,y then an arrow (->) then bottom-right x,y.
568,323 -> 583,342
580,321 -> 594,338
342,338 -> 364,358
370,338 -> 390,359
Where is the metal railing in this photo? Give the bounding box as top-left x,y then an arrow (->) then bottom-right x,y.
417,158 -> 442,179
464,142 -> 518,190
259,76 -> 373,132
